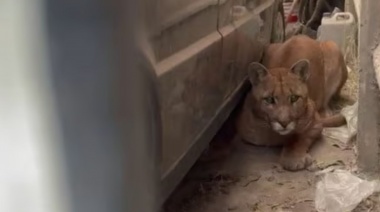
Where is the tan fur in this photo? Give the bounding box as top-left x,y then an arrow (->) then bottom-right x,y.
237,35 -> 347,171
319,40 -> 348,103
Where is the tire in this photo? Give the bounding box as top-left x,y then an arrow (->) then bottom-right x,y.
271,1 -> 286,43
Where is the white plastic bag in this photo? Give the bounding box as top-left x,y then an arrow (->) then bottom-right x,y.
315,170 -> 380,212
322,101 -> 358,148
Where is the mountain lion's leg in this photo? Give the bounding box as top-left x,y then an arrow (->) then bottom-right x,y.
280,122 -> 322,171
319,41 -> 348,117
280,138 -> 313,171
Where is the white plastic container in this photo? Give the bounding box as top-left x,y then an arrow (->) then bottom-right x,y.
317,12 -> 355,52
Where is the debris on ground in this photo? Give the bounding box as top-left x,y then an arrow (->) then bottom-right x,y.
308,159 -> 346,173
164,137 -> 356,212
239,172 -> 261,187
323,101 -> 358,149
164,16 -> 363,212
353,192 -> 380,212
315,169 -> 380,212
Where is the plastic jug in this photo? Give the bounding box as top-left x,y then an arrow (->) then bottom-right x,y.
317,12 -> 355,52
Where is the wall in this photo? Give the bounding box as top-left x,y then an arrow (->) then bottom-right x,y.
357,0 -> 380,175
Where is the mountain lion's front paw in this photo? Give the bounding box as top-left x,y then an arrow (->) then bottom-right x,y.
280,153 -> 312,171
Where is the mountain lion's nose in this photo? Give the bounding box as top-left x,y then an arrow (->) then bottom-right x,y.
278,121 -> 290,128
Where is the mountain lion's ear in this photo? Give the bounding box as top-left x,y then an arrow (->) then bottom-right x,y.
290,59 -> 310,81
248,62 -> 268,85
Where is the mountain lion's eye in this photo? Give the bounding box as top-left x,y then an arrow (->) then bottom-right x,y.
290,95 -> 299,103
263,97 -> 275,104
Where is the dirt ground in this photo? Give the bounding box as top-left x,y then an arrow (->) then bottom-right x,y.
161,63 -> 377,212
162,67 -> 368,212
163,133 -> 358,212
163,24 -> 368,212
162,62 -> 373,212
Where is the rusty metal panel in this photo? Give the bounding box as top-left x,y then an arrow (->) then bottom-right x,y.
217,0 -> 245,28
154,0 -> 219,61
157,32 -> 222,176
158,0 -> 217,27
217,0 -> 276,102
153,0 -> 224,202
157,32 -> 224,202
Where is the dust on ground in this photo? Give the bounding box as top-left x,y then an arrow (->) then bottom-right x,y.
163,133 -> 357,212
354,193 -> 380,212
162,72 -> 374,211
162,68 -> 368,211
164,24 -> 367,212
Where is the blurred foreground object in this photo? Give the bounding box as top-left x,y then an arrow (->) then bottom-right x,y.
0,0 -> 160,211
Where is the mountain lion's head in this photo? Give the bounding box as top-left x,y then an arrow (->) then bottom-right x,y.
247,60 -> 310,135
